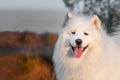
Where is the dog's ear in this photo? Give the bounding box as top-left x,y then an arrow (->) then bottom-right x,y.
63,12 -> 73,27
90,15 -> 101,30
67,12 -> 73,19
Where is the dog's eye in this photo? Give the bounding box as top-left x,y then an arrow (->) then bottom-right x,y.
84,32 -> 89,36
71,32 -> 76,35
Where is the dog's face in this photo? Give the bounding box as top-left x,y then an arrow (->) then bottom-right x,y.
64,12 -> 102,58
67,22 -> 94,58
69,26 -> 92,58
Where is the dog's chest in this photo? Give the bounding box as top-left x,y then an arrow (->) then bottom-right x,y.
65,60 -> 115,80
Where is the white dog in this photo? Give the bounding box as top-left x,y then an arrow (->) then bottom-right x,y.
53,12 -> 120,80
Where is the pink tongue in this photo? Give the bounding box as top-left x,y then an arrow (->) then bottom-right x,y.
74,47 -> 82,58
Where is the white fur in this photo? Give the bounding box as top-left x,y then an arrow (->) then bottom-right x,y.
53,13 -> 120,80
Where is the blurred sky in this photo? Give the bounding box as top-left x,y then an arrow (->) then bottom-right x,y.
0,0 -> 67,33
0,0 -> 66,11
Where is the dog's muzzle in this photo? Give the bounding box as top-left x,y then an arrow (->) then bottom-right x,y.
71,43 -> 88,58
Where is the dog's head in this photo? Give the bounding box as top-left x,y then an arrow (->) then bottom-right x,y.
63,12 -> 102,58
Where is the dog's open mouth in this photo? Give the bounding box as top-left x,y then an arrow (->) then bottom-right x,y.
71,45 -> 88,58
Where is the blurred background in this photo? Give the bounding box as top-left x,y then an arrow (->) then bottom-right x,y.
0,0 -> 120,80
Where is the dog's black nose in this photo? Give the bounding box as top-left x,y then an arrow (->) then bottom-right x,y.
75,39 -> 82,45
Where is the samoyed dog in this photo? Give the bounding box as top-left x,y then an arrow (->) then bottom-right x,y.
53,12 -> 120,80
